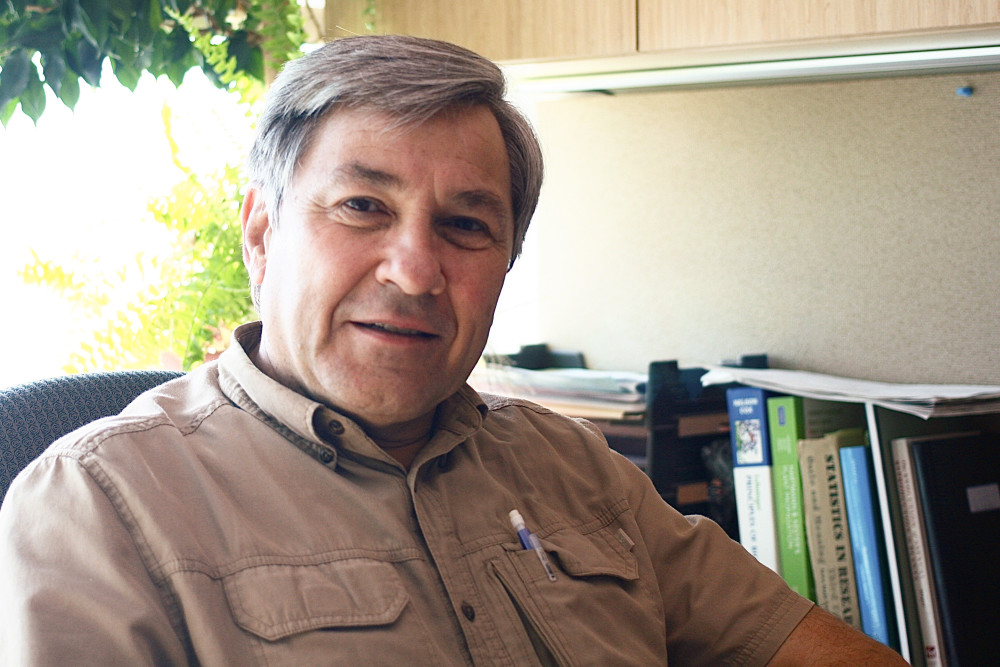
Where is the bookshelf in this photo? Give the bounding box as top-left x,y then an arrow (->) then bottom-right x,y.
702,366 -> 1000,665
866,406 -> 1000,665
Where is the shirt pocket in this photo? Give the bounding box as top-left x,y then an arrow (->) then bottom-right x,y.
222,558 -> 439,665
489,524 -> 667,667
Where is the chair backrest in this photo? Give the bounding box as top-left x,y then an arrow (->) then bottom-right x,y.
0,370 -> 184,500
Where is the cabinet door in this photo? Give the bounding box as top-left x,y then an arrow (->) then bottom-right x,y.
639,0 -> 1000,52
326,0 -> 637,62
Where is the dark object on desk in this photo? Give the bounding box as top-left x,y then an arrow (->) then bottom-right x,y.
487,343 -> 587,370
645,361 -> 735,536
645,355 -> 767,540
0,370 -> 184,499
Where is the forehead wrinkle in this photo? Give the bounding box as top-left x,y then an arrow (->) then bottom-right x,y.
332,161 -> 403,189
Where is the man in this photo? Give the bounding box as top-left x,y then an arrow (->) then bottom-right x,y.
0,36 -> 905,665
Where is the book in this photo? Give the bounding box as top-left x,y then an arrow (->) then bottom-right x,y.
798,428 -> 865,629
892,434 -> 952,667
840,444 -> 895,647
727,386 -> 779,572
908,432 -> 1000,665
767,396 -> 865,601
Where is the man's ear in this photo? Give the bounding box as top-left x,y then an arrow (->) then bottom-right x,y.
241,185 -> 272,287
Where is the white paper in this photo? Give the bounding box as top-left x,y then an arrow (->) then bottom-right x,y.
700,366 -> 1000,419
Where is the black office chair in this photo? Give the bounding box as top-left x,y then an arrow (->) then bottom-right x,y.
0,370 -> 184,499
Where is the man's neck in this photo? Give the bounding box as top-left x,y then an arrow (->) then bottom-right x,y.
371,431 -> 433,469
363,408 -> 438,469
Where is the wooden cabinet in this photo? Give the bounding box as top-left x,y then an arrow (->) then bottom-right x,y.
324,0 -> 637,62
639,0 -> 1000,52
327,1 -> 999,65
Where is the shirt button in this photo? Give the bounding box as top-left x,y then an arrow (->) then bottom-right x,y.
461,602 -> 476,621
326,419 -> 345,435
318,448 -> 335,464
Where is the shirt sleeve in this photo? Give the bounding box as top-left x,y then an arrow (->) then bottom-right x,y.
611,453 -> 814,667
0,450 -> 190,666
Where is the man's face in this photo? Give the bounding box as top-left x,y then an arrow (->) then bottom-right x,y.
242,105 -> 513,439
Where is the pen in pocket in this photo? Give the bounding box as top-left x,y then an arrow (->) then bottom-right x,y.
509,509 -> 557,581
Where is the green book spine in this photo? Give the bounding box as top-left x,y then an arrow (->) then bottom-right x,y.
767,395 -> 815,601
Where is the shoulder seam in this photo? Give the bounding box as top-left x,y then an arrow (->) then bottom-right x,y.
62,396 -> 233,457
481,393 -> 554,415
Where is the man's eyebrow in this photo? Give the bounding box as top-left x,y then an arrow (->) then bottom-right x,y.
334,162 -> 511,220
452,189 -> 511,222
333,162 -> 403,188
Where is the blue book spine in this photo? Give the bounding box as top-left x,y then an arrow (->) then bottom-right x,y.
840,444 -> 893,647
726,387 -> 771,467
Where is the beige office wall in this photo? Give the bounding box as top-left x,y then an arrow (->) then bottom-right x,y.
528,71 -> 1000,384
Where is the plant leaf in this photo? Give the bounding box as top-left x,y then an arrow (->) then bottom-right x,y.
6,9 -> 65,51
147,0 -> 162,32
57,66 -> 81,108
112,58 -> 141,91
0,48 -> 32,112
74,38 -> 104,85
78,0 -> 111,48
41,50 -> 67,96
19,66 -> 47,123
0,98 -> 18,126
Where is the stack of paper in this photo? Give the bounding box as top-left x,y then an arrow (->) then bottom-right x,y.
469,362 -> 647,420
700,367 -> 1000,419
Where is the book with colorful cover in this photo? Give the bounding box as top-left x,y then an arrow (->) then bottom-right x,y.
798,428 -> 865,629
727,386 -> 779,572
840,444 -> 896,648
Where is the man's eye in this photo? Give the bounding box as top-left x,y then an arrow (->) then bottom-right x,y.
449,217 -> 486,233
344,197 -> 380,213
439,217 -> 496,249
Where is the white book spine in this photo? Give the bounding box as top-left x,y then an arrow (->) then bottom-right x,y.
892,439 -> 945,667
733,466 -> 780,573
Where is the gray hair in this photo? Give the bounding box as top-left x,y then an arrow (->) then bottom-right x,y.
246,34 -> 543,269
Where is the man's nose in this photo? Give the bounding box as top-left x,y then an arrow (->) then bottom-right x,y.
374,220 -> 446,296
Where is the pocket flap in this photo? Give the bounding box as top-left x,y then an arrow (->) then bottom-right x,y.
543,526 -> 638,581
224,559 -> 408,641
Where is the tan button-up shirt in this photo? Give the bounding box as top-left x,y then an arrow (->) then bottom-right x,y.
0,322 -> 811,666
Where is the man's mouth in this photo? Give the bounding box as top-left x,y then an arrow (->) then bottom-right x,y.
357,322 -> 436,338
